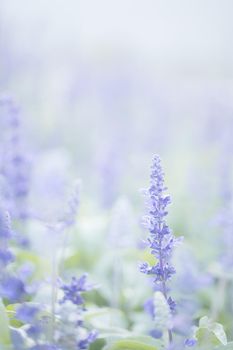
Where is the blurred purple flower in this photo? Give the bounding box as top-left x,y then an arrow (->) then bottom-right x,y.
173,247 -> 212,294
45,180 -> 81,234
0,208 -> 14,266
144,298 -> 155,318
16,303 -> 39,323
0,275 -> 26,302
149,329 -> 163,339
62,180 -> 80,228
96,144 -> 124,208
216,206 -> 233,270
27,323 -> 43,339
0,97 -> 32,219
17,263 -> 35,281
30,345 -> 60,350
0,209 -> 12,239
77,330 -> 98,350
0,249 -> 14,266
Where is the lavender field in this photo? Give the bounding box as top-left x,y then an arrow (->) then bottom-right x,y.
0,1 -> 233,350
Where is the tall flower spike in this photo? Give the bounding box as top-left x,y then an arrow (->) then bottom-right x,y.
62,179 -> 81,228
0,208 -> 14,267
141,155 -> 180,343
0,97 -> 31,219
44,180 -> 81,235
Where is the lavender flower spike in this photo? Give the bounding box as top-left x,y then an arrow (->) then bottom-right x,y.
141,155 -> 180,343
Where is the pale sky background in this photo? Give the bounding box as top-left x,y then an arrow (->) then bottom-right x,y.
0,0 -> 233,214
1,0 -> 233,78
0,0 -> 232,152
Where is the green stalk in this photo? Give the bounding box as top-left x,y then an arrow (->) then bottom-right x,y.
50,248 -> 58,343
211,277 -> 226,320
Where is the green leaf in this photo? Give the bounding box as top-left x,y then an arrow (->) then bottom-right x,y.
98,327 -> 131,339
209,322 -> 227,345
86,307 -> 127,329
103,336 -> 161,350
153,292 -> 171,331
195,316 -> 227,347
0,299 -> 12,347
215,343 -> 233,350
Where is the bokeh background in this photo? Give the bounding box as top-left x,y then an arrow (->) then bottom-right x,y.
1,0 -> 233,261
1,2 -> 233,347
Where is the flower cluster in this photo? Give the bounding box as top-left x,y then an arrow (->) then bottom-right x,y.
9,259 -> 96,350
0,98 -> 98,350
59,274 -> 98,350
141,155 -> 180,341
60,274 -> 92,305
0,99 -> 35,306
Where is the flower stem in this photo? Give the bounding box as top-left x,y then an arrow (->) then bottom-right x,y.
50,249 -> 58,342
158,220 -> 173,344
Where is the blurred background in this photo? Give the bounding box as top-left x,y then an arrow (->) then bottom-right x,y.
2,2 -> 233,345
1,0 -> 233,253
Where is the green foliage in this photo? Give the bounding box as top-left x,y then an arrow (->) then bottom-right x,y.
0,299 -> 12,348
103,336 -> 162,350
87,308 -> 162,350
215,342 -> 233,350
195,316 -> 227,348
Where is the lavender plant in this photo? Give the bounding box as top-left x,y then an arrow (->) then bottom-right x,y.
0,208 -> 29,303
1,90 -> 233,350
13,276 -> 97,350
0,97 -> 32,220
0,102 -> 97,349
0,208 -> 14,267
58,274 -> 98,349
140,155 -> 180,344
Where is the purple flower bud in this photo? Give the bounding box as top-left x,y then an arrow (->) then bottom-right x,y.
184,338 -> 197,347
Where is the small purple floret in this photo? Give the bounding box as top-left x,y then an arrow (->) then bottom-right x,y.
60,274 -> 92,305
185,338 -> 197,347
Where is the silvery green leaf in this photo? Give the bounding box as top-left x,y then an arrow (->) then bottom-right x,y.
153,291 -> 171,331
102,335 -> 162,350
195,316 -> 227,347
215,342 -> 233,349
0,299 -> 12,347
